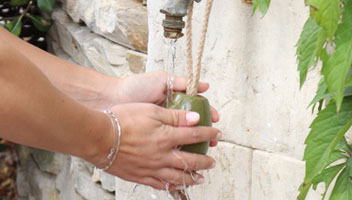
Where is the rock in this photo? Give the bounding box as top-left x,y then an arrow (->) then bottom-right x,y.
31,148 -> 66,175
251,150 -> 323,200
50,8 -> 135,78
71,157 -> 115,200
16,166 -> 30,198
127,50 -> 147,73
23,156 -> 60,200
56,156 -> 86,200
58,0 -> 148,53
99,171 -> 116,192
15,145 -> 31,167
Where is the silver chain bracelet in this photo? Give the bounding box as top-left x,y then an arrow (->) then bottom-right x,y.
97,109 -> 122,171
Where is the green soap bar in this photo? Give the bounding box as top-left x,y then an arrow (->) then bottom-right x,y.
166,92 -> 212,155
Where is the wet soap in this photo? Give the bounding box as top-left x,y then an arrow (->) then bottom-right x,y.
166,92 -> 212,155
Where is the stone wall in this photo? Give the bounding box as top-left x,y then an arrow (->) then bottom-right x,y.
17,0 -> 329,199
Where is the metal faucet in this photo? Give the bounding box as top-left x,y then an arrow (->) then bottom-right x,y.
160,0 -> 201,39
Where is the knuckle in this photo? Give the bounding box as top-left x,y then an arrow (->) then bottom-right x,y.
191,129 -> 202,143
171,110 -> 180,126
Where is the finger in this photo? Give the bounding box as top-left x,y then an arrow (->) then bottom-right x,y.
210,105 -> 220,123
168,126 -> 221,147
210,140 -> 218,147
166,149 -> 216,171
158,108 -> 200,127
156,168 -> 204,186
173,76 -> 209,93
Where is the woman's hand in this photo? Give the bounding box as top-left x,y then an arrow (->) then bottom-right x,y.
87,103 -> 221,191
113,71 -> 208,106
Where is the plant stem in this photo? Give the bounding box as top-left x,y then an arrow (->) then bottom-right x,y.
0,1 -> 33,22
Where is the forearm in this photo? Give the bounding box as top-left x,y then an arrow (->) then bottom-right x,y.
0,38 -> 110,161
0,27 -> 120,110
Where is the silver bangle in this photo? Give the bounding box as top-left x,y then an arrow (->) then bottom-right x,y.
96,110 -> 116,166
98,109 -> 121,171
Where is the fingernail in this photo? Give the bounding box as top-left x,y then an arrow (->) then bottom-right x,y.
216,132 -> 222,140
196,178 -> 205,184
211,162 -> 216,169
186,112 -> 199,123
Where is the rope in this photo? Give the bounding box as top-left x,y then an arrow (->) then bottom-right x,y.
186,0 -> 215,96
186,1 -> 194,95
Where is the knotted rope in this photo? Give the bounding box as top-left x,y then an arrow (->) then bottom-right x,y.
186,0 -> 214,96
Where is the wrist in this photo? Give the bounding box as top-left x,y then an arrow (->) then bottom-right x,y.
101,76 -> 124,108
81,110 -> 115,167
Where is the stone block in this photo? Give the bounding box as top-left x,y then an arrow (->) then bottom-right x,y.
23,156 -> 60,200
51,8 -> 133,78
58,0 -> 148,53
16,166 -> 30,198
15,145 -> 31,167
31,148 -> 66,175
115,142 -> 252,200
56,156 -> 86,200
251,150 -> 323,200
127,50 -> 147,73
71,157 -> 115,200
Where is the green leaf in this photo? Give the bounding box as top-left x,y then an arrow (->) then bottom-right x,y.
322,0 -> 352,111
37,0 -> 55,12
303,97 -> 352,183
296,18 -> 326,88
297,181 -> 312,200
27,15 -> 53,32
252,0 -> 271,16
298,139 -> 347,200
312,163 -> 345,198
4,16 -> 23,37
305,0 -> 340,39
309,78 -> 329,109
10,0 -> 29,6
329,158 -> 352,200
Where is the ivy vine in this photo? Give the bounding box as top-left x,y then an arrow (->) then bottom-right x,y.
254,0 -> 352,199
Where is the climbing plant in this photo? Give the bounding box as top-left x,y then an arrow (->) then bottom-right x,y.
254,0 -> 352,199
2,0 -> 54,35
0,0 -> 54,49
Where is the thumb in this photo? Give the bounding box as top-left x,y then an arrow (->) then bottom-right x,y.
159,109 -> 200,127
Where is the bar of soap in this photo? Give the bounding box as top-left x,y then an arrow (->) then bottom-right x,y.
166,92 -> 212,155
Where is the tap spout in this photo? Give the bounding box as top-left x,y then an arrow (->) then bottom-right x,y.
160,0 -> 201,39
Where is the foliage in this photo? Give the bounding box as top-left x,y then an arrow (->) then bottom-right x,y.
252,0 -> 271,16
1,0 -> 54,37
254,0 -> 352,199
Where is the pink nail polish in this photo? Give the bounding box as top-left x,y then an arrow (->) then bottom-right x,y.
196,178 -> 205,184
211,162 -> 216,169
186,112 -> 200,123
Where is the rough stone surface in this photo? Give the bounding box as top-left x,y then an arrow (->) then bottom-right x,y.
127,50 -> 147,73
251,151 -> 323,200
59,0 -> 148,53
115,142 -> 252,200
72,157 -> 115,200
22,157 -> 60,200
16,166 -> 30,198
56,156 -> 86,200
99,171 -> 116,192
31,148 -> 66,175
15,145 -> 31,167
51,8 -> 134,78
